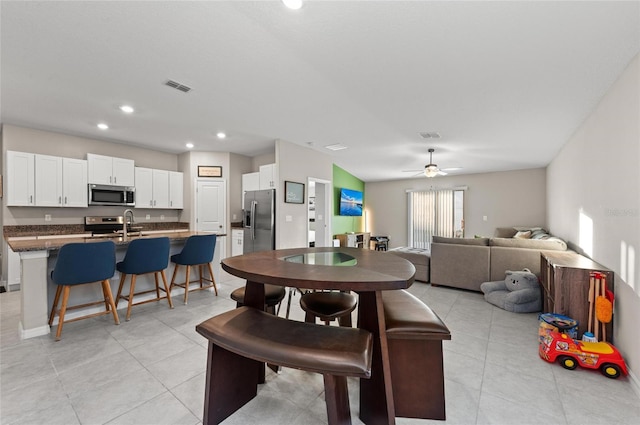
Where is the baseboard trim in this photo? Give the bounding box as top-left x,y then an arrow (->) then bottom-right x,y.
19,322 -> 50,340
628,368 -> 640,400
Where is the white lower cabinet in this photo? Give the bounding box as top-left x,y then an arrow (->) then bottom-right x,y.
231,229 -> 244,256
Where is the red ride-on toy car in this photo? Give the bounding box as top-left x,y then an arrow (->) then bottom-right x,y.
539,331 -> 628,379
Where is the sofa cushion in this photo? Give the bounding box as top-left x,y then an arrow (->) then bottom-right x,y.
432,236 -> 490,246
494,227 -> 518,238
490,237 -> 567,251
387,247 -> 431,283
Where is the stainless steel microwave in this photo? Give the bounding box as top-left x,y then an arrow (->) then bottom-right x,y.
88,184 -> 135,206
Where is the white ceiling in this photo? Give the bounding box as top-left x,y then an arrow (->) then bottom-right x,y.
1,1 -> 638,182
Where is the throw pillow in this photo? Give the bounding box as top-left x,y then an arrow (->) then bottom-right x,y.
514,230 -> 532,239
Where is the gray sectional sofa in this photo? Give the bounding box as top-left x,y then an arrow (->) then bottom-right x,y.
430,227 -> 568,292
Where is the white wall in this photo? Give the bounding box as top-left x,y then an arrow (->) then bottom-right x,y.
547,54 -> 640,377
366,168 -> 547,247
275,140 -> 334,249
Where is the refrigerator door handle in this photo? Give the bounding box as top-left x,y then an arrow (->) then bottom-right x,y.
250,200 -> 257,240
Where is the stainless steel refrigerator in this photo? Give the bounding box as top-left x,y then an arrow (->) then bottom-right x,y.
243,189 -> 276,254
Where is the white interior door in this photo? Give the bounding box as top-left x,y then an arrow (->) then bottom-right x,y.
196,179 -> 226,233
308,177 -> 332,247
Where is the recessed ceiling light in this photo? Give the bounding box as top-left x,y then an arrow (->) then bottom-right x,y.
186,143 -> 194,149
216,132 -> 226,139
324,143 -> 348,151
282,0 -> 303,10
97,123 -> 109,130
119,105 -> 134,114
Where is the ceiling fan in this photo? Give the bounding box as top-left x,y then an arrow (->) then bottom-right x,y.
404,148 -> 448,177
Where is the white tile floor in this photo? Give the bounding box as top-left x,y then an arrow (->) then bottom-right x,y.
1,271 -> 639,425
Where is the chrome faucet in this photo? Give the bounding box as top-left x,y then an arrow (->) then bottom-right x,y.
123,209 -> 134,239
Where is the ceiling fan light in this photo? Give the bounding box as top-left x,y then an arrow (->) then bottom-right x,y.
424,164 -> 439,177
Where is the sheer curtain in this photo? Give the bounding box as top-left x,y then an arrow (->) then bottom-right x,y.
408,190 -> 455,249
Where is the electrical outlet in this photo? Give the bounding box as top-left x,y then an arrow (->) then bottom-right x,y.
160,215 -> 165,220
146,214 -> 151,220
44,214 -> 52,222
483,215 -> 488,221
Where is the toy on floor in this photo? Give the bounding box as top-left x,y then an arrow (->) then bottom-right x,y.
539,330 -> 628,379
588,271 -> 614,341
480,268 -> 542,313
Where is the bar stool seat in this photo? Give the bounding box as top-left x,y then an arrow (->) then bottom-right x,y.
115,237 -> 173,321
300,291 -> 357,327
231,284 -> 286,315
169,234 -> 218,304
48,240 -> 120,340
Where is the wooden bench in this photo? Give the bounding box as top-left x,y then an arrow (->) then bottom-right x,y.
381,289 -> 451,420
196,306 -> 373,425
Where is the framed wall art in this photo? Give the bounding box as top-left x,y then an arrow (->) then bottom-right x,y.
284,181 -> 305,204
198,166 -> 222,177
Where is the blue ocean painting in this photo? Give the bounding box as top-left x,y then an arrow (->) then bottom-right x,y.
340,188 -> 363,216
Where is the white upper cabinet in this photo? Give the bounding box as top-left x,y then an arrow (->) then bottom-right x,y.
169,171 -> 184,209
62,158 -> 88,207
259,163 -> 278,190
152,169 -> 169,209
134,167 -> 153,208
6,152 -> 87,208
135,167 -> 182,209
6,151 -> 35,206
87,153 -> 134,186
35,155 -> 88,207
35,154 -> 63,207
241,172 -> 260,209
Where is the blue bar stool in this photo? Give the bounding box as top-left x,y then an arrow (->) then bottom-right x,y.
115,237 -> 173,321
48,241 -> 119,341
169,234 -> 218,304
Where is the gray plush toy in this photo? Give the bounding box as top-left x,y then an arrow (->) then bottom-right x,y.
480,268 -> 542,313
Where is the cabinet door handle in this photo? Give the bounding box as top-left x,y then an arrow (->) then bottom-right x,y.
59,196 -> 62,204
150,200 -> 153,207
65,196 -> 67,204
154,200 -> 156,206
114,176 -> 117,184
30,195 -> 33,204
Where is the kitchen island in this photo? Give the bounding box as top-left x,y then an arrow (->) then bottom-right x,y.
6,230 -> 225,340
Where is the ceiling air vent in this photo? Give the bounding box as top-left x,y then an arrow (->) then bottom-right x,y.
419,132 -> 440,139
165,79 -> 192,93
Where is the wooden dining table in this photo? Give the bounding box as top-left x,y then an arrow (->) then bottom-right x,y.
221,247 -> 415,425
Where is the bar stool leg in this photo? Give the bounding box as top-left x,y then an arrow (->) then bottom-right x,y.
161,270 -> 174,309
154,272 -> 161,299
126,275 -> 137,321
184,265 -> 191,304
207,263 -> 218,295
115,273 -> 127,308
55,286 -> 71,341
49,286 -> 63,326
169,264 -> 180,292
102,279 -> 120,325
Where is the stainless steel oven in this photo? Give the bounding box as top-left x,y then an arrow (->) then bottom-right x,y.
88,184 -> 135,206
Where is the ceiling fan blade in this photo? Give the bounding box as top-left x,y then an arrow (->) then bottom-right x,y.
437,170 -> 448,176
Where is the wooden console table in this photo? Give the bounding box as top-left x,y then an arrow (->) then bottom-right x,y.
540,251 -> 614,342
335,232 -> 370,249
